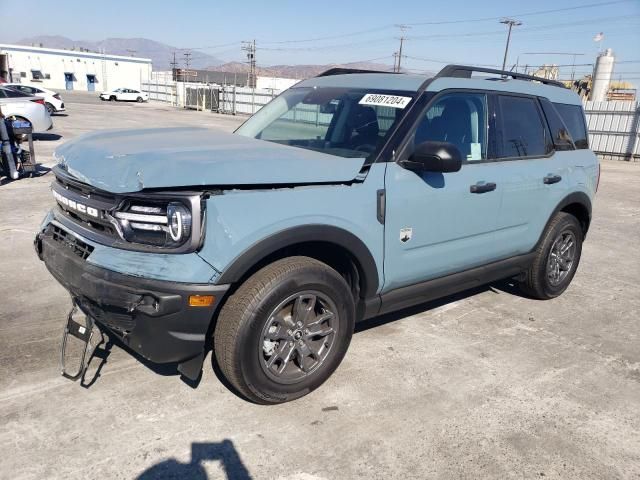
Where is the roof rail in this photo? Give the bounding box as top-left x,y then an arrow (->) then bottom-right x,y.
316,67 -> 396,77
435,64 -> 566,88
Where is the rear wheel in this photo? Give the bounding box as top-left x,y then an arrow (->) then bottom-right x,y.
214,256 -> 355,404
519,212 -> 583,299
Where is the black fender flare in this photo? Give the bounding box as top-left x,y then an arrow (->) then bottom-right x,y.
216,224 -> 380,298
536,191 -> 592,248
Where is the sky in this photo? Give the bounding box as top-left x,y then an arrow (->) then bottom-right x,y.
1,0 -> 639,83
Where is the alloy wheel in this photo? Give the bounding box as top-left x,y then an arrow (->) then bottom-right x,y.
547,230 -> 577,286
259,291 -> 338,384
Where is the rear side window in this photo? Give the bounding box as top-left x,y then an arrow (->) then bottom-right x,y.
2,88 -> 29,98
553,103 -> 589,149
497,95 -> 551,159
539,98 -> 574,151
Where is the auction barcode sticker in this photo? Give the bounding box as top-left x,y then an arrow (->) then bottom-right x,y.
359,93 -> 412,109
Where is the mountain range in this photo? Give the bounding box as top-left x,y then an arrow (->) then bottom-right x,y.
12,36 -> 397,79
14,35 -> 223,70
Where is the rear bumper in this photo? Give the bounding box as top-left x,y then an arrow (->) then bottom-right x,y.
35,225 -> 229,366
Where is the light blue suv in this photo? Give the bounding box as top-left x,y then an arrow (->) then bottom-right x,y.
35,65 -> 599,403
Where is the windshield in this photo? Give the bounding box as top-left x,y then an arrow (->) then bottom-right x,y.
236,87 -> 415,159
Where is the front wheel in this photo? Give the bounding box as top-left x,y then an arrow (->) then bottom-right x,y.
45,103 -> 55,115
214,256 -> 355,404
109,96 -> 116,101
136,96 -> 143,103
519,212 -> 583,299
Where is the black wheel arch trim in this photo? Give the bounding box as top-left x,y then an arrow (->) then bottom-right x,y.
216,224 -> 380,298
538,191 -> 592,246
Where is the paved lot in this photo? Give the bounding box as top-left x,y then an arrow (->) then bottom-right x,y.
1,92 -> 639,480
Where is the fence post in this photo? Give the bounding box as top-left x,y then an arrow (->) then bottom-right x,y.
233,86 -> 237,115
251,87 -> 255,115
632,103 -> 640,161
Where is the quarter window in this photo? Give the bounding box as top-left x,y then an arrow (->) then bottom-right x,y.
553,103 -> 589,149
498,96 -> 550,159
540,98 -> 574,151
413,92 -> 488,162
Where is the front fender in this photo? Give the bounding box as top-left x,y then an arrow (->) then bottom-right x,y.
197,165 -> 386,295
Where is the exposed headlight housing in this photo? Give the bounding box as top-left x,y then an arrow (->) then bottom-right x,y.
111,195 -> 203,252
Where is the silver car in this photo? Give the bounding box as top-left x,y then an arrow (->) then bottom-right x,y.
0,86 -> 53,133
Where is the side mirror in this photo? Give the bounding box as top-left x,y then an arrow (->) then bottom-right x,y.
400,141 -> 463,173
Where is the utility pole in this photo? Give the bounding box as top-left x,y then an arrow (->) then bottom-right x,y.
242,40 -> 256,88
183,51 -> 192,70
500,18 -> 522,72
170,51 -> 178,80
394,24 -> 410,73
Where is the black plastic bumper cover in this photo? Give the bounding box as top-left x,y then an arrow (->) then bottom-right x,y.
36,227 -> 229,367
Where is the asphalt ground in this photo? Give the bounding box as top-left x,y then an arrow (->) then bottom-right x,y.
1,91 -> 639,479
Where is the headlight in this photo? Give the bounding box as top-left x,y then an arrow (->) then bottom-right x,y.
167,202 -> 191,244
111,196 -> 203,252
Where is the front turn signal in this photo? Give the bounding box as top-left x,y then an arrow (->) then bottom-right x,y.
189,295 -> 215,307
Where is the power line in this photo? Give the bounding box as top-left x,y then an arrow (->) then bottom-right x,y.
406,0 -> 635,25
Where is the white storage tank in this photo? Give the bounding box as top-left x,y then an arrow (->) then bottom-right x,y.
590,48 -> 615,102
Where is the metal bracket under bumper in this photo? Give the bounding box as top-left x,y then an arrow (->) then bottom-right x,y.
60,303 -> 95,381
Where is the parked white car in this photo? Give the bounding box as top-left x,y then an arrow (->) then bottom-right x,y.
4,83 -> 65,115
99,88 -> 149,102
0,86 -> 52,133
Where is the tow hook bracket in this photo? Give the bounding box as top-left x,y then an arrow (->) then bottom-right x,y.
60,302 -> 95,381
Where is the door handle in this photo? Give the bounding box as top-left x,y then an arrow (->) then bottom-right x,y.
470,182 -> 497,194
543,174 -> 562,185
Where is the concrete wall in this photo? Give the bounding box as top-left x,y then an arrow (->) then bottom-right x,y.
0,44 -> 152,92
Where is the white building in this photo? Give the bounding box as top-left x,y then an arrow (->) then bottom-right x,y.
0,44 -> 152,92
256,76 -> 300,91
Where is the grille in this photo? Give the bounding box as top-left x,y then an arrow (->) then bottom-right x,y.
51,225 -> 94,260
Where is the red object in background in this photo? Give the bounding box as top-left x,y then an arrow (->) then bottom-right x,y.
0,77 -> 6,84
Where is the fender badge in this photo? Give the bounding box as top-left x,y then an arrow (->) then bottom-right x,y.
400,227 -> 412,243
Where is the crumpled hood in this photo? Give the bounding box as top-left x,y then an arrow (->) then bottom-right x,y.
54,127 -> 366,193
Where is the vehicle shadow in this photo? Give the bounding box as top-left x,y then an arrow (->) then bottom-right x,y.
52,113 -> 69,117
136,440 -> 252,480
33,133 -> 62,141
79,279 -> 530,391
357,278 -> 534,332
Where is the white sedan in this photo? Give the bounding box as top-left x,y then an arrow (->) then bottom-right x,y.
100,88 -> 149,102
4,83 -> 65,115
0,86 -> 52,133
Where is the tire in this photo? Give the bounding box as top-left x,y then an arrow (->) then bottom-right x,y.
109,96 -> 116,101
45,103 -> 55,115
136,97 -> 143,103
519,212 -> 583,300
214,256 -> 355,404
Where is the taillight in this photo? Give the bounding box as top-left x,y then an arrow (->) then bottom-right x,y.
596,163 -> 601,193
30,98 -> 45,105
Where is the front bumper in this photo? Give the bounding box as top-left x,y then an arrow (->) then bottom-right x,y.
35,224 -> 229,370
